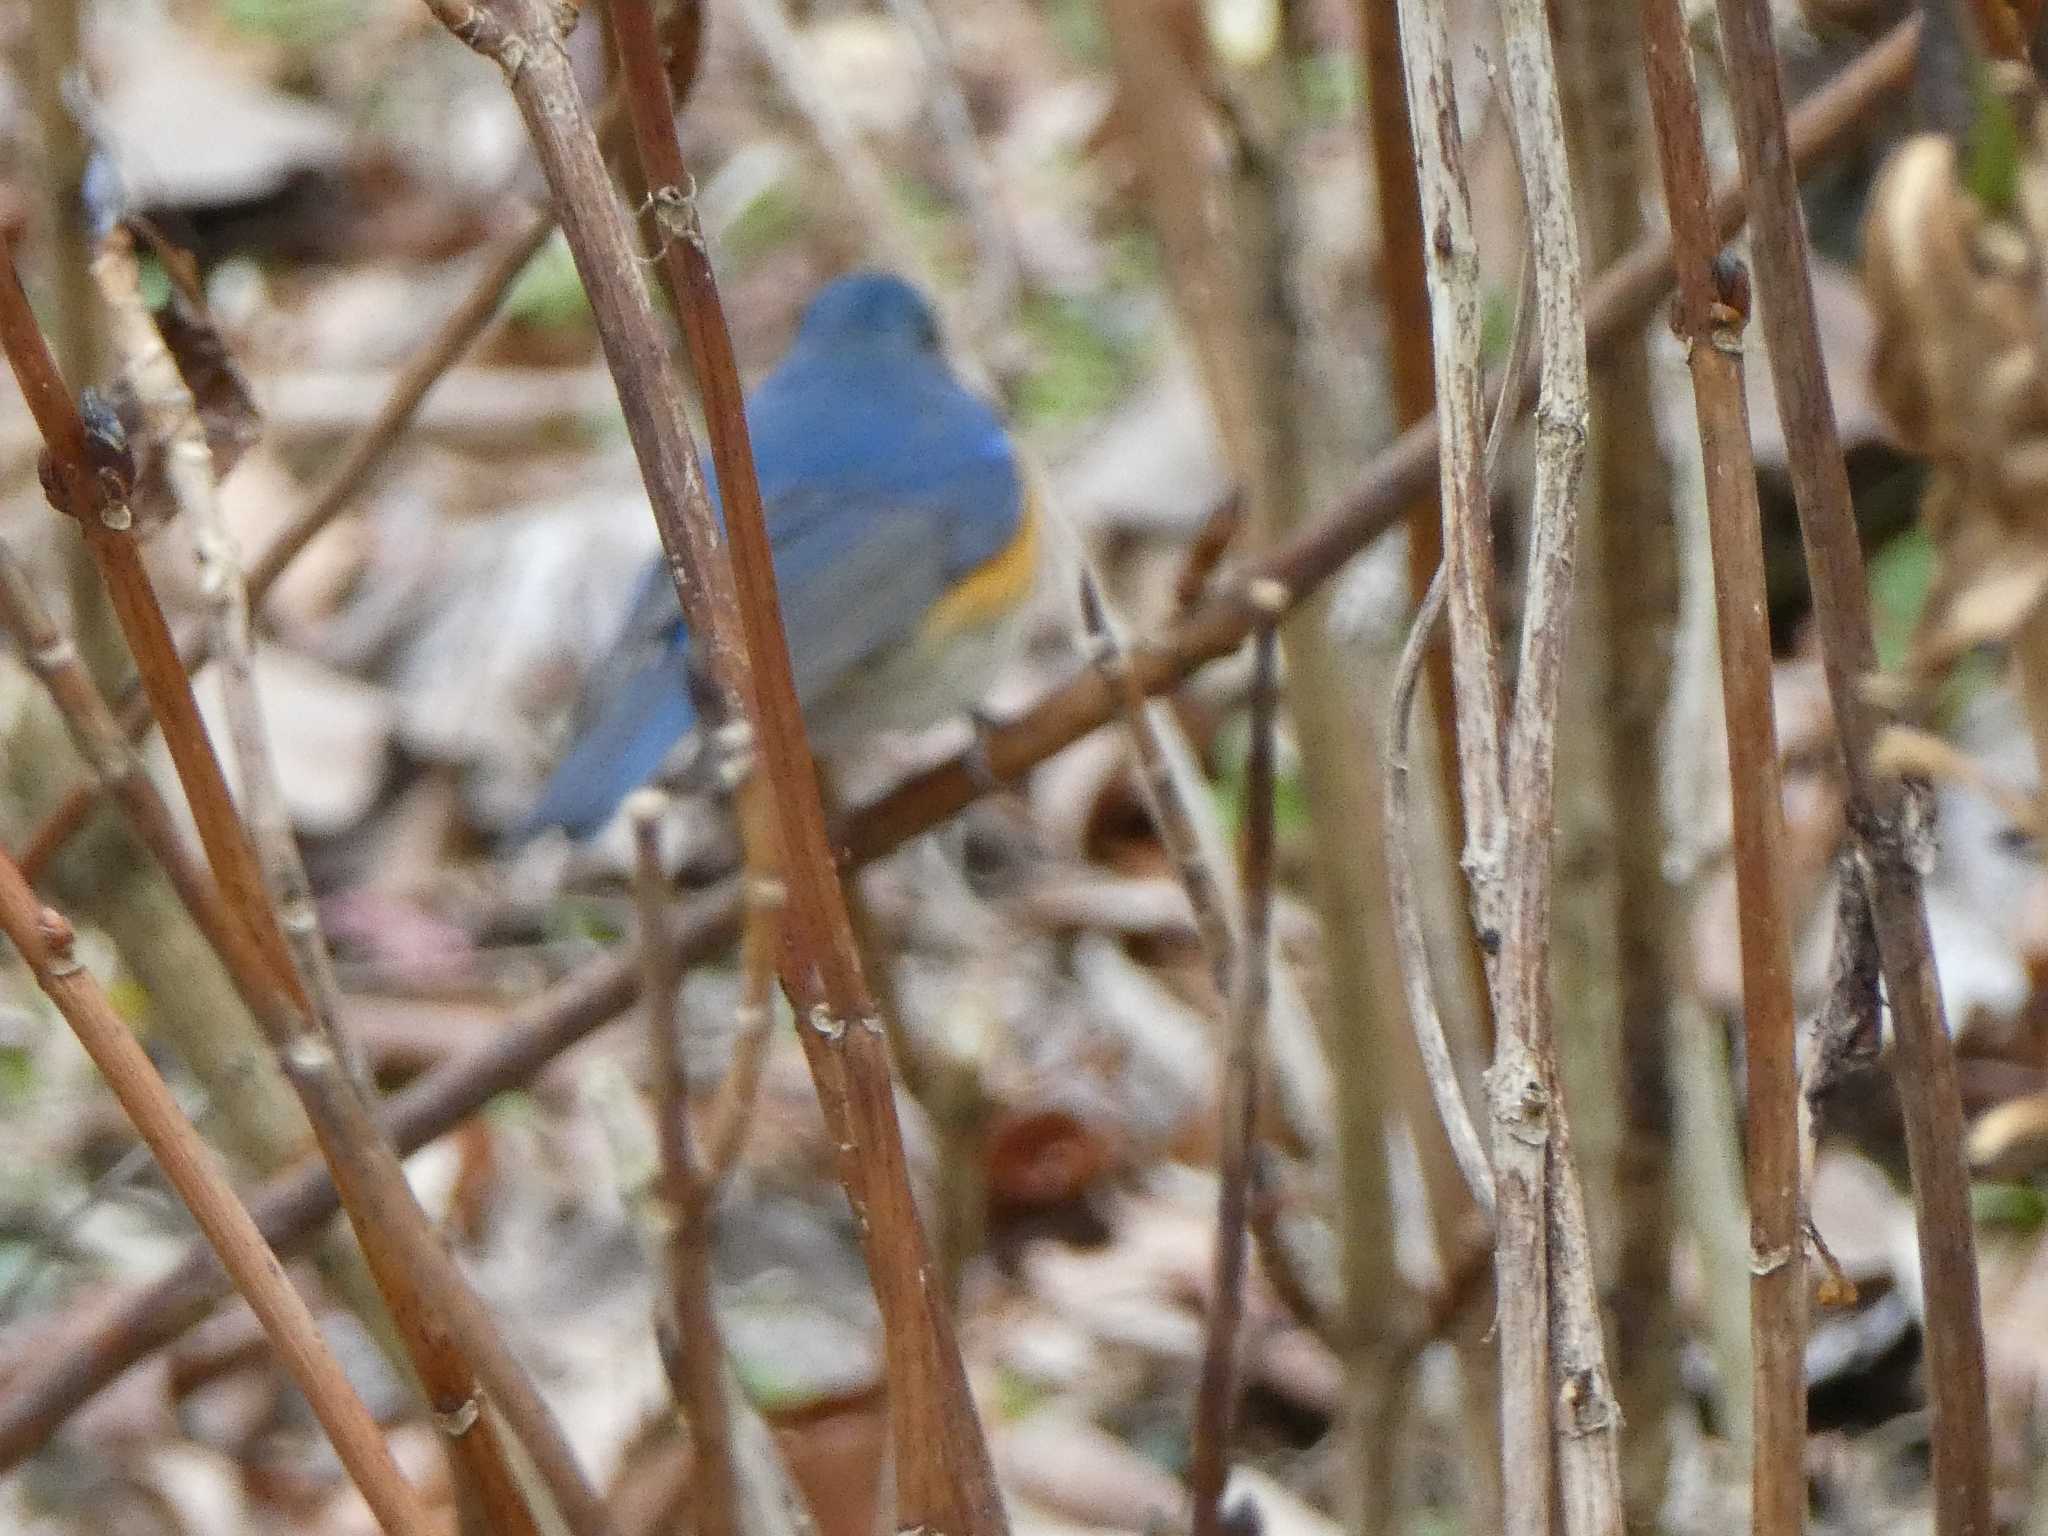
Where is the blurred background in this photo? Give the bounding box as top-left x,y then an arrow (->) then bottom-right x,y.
0,0 -> 2037,1531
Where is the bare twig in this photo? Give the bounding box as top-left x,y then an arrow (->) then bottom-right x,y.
1171,493 -> 1244,617
1638,10 -> 1808,1524
1395,0 -> 1621,1521
11,19 -> 1920,897
1389,0 -> 1508,939
1078,570 -> 1237,990
702,871 -> 786,1184
1079,554 -> 1338,1183
437,0 -> 1008,1527
1385,253 -> 1534,1224
0,536 -> 248,1029
95,229 -> 373,1090
0,239 -> 579,1536
632,795 -> 739,1536
248,211 -> 557,605
1188,620 -> 1281,1536
126,225 -> 621,1536
0,862 -> 436,1536
876,0 -> 1021,321
18,213 -> 555,886
1358,0 -> 1495,1090
0,23 -> 1924,1459
727,0 -> 940,329
1706,0 -> 1994,1525
1387,5 -> 1560,1525
1386,568 -> 1493,1216
1492,0 -> 1623,1525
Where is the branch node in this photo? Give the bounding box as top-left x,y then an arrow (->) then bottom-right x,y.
711,720 -> 757,791
1483,1061 -> 1551,1141
37,907 -> 78,971
1245,577 -> 1290,615
1558,1368 -> 1621,1434
24,633 -> 77,680
283,1034 -> 337,1078
1747,1242 -> 1793,1277
645,182 -> 706,258
435,1396 -> 483,1437
1848,775 -> 1939,880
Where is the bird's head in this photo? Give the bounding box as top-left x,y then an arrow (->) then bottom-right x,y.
791,272 -> 943,356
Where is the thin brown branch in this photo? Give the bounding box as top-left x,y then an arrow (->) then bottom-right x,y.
0,537 -> 237,1000
120,231 -> 623,1536
632,796 -> 739,1536
702,870 -> 786,1184
1188,618 -> 1281,1536
438,0 -> 1008,1528
247,211 -> 556,604
0,861 -> 436,1536
876,0 -> 1021,321
1078,570 -> 1237,991
1705,0 -> 1994,1527
1638,10 -> 1808,1524
0,24 -> 1923,1459
18,212 -> 555,884
1078,561 -> 1334,1159
95,228 -> 374,1090
1171,493 -> 1244,617
0,238 -> 583,1536
11,19 -> 1919,896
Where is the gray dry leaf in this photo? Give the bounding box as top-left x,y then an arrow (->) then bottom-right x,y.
995,1411 -> 1190,1530
209,647 -> 394,839
95,21 -> 351,212
1923,689 -> 2038,1040
1055,352 -> 1232,539
802,14 -> 928,140
1743,257 -> 1897,467
346,482 -> 656,823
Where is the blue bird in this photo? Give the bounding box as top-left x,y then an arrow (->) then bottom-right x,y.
522,273 -> 1042,838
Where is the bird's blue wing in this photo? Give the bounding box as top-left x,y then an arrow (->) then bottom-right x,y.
517,626 -> 697,838
760,491 -> 955,704
519,505 -> 950,838
521,333 -> 1022,838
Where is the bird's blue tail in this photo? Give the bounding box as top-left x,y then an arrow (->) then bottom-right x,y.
517,647 -> 698,839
